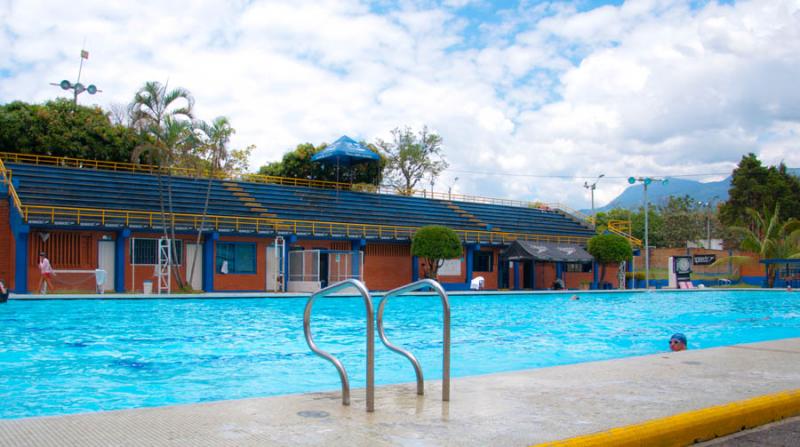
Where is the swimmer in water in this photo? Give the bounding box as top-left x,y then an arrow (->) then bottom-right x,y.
570,295 -> 580,300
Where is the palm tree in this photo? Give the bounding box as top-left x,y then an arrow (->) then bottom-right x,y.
186,117 -> 234,289
721,205 -> 800,287
129,81 -> 195,291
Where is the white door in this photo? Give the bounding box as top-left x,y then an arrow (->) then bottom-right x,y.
98,241 -> 115,291
266,246 -> 278,291
186,243 -> 203,291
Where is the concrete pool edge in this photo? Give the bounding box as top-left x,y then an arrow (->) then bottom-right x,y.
533,388 -> 800,447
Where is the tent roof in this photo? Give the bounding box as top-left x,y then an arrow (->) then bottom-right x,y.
501,240 -> 594,263
310,135 -> 380,167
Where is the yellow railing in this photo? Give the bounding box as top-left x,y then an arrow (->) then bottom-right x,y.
240,173 -> 352,190
20,203 -> 590,245
608,219 -> 642,246
0,158 -> 24,214
0,152 -> 591,220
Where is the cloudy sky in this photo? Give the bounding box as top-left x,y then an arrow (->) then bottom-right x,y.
2,0 -> 799,208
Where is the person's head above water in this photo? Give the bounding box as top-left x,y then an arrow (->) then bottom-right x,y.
669,333 -> 687,352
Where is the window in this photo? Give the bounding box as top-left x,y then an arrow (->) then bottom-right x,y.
474,251 -> 493,272
131,239 -> 183,265
565,262 -> 592,273
216,242 -> 256,274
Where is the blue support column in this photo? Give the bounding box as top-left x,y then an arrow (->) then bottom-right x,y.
530,261 -> 536,290
284,235 -> 297,289
115,228 -> 131,293
592,260 -> 599,290
513,261 -> 520,290
465,244 -> 475,284
8,186 -> 29,294
202,231 -> 219,292
411,255 -> 419,281
13,231 -> 28,294
556,262 -> 563,280
351,239 -> 365,280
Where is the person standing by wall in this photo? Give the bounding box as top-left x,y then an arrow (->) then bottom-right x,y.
38,252 -> 55,294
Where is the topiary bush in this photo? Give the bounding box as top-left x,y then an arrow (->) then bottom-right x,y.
411,225 -> 463,279
587,233 -> 633,283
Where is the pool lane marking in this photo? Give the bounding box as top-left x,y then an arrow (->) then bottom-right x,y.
531,389 -> 800,447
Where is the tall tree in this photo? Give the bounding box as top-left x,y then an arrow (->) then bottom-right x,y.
0,99 -> 141,161
129,81 -> 195,290
187,116 -> 235,289
720,153 -> 800,226
258,142 -> 384,185
376,126 -> 448,195
659,196 -> 705,248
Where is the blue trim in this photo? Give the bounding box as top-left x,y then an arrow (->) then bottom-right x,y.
760,259 -> 800,264
202,232 -> 218,292
114,229 -> 130,293
513,261 -> 520,290
411,255 -> 419,281
592,260 -> 599,289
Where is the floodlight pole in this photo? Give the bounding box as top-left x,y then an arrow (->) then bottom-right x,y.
628,176 -> 667,289
583,174 -> 604,224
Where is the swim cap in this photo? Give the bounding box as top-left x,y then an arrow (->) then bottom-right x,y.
670,333 -> 687,344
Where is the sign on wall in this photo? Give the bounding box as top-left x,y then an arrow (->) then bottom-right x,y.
439,259 -> 462,276
693,254 -> 717,266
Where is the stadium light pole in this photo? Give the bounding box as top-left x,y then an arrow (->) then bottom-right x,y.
583,174 -> 605,224
628,176 -> 668,289
49,48 -> 102,104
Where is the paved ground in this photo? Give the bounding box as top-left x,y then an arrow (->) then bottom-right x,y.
1,338 -> 799,447
699,416 -> 800,446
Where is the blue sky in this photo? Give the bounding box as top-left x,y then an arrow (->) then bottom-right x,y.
1,0 -> 799,208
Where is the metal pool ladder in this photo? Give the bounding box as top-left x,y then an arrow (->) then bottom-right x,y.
377,279 -> 450,402
303,278 -> 450,412
303,279 -> 375,412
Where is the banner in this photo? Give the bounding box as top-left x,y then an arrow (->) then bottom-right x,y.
693,254 -> 717,265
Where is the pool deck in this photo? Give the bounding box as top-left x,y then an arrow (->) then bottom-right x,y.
2,338 -> 799,446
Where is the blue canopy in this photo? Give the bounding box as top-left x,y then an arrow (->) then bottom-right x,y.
311,135 -> 380,167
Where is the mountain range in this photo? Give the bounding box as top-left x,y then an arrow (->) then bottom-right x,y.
585,168 -> 800,213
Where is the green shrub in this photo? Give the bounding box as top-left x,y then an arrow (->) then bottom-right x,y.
411,226 -> 463,279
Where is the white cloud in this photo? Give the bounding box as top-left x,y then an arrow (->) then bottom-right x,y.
1,0 -> 799,209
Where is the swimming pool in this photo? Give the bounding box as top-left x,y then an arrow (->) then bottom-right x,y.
1,290 -> 798,419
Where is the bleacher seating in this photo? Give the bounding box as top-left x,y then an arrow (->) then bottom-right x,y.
6,161 -> 595,239
452,200 -> 593,237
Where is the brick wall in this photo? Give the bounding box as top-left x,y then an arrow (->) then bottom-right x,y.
363,243 -> 412,290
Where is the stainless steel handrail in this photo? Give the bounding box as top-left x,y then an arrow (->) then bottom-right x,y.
376,279 -> 450,401
303,279 -> 375,412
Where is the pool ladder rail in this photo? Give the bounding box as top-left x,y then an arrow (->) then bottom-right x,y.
303,279 -> 451,412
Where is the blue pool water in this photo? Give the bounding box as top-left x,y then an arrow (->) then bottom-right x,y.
1,290 -> 799,419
